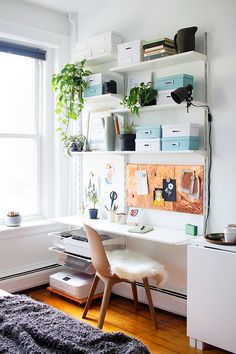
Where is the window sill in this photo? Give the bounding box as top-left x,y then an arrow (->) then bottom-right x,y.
0,219 -> 63,239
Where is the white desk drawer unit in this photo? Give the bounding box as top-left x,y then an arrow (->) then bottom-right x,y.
135,138 -> 161,152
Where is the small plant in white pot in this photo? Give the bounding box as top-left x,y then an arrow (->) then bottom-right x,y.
87,181 -> 99,219
5,211 -> 22,227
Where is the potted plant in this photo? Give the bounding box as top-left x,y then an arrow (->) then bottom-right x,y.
119,120 -> 136,151
122,81 -> 157,116
64,134 -> 88,156
5,211 -> 22,227
87,180 -> 99,219
51,60 -> 92,143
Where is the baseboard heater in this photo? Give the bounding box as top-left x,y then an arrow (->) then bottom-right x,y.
130,281 -> 187,300
0,264 -> 61,282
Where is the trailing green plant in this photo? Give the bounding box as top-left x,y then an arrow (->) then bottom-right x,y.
87,180 -> 99,209
64,134 -> 88,156
51,60 -> 92,142
122,82 -> 157,116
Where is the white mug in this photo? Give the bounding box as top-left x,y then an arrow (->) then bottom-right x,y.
224,224 -> 236,243
115,213 -> 127,224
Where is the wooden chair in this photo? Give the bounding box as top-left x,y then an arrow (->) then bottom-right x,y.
82,224 -> 167,329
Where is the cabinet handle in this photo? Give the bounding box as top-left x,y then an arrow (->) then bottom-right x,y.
144,130 -> 151,135
172,142 -> 180,146
144,144 -> 150,147
172,129 -> 181,133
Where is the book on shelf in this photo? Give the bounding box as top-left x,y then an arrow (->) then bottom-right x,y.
144,47 -> 176,56
143,38 -> 174,50
143,52 -> 171,61
144,45 -> 176,54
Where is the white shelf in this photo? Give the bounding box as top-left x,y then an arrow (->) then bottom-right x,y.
71,150 -> 206,157
74,52 -> 117,65
110,51 -> 206,73
84,93 -> 122,111
112,101 -> 207,114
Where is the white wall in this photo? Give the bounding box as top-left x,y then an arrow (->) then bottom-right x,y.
77,0 -> 236,233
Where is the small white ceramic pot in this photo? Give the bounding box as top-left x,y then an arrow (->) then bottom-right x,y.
5,215 -> 22,227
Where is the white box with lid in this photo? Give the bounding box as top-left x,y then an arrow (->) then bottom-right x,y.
118,39 -> 144,66
135,138 -> 161,152
156,89 -> 174,104
162,123 -> 200,138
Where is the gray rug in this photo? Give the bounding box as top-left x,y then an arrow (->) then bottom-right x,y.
0,295 -> 150,354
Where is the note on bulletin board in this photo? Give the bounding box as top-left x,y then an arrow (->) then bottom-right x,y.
135,169 -> 148,195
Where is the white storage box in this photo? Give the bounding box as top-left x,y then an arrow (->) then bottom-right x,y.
49,270 -> 104,299
118,40 -> 144,66
90,30 -> 122,48
75,31 -> 122,60
86,73 -> 102,86
156,89 -> 174,105
135,138 -> 161,152
162,123 -> 200,138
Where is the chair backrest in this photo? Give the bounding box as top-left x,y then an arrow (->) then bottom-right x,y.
84,224 -> 112,278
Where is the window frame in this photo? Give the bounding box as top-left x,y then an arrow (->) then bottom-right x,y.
0,53 -> 44,219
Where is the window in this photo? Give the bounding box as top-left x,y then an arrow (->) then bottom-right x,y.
0,43 -> 46,218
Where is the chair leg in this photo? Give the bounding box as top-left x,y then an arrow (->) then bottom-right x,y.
82,274 -> 100,319
131,281 -> 138,310
143,277 -> 158,329
97,278 -> 115,329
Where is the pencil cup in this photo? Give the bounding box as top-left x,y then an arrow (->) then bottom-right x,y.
115,213 -> 127,225
108,210 -> 116,223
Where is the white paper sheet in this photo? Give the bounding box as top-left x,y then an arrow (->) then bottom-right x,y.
135,169 -> 148,195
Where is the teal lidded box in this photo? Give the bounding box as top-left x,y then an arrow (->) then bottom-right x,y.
155,74 -> 194,91
162,136 -> 200,151
84,84 -> 103,97
136,126 -> 161,139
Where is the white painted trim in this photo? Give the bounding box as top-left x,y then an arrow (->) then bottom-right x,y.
0,265 -> 64,293
112,281 -> 187,317
0,220 -> 63,239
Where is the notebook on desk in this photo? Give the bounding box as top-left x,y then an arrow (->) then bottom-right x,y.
128,225 -> 154,234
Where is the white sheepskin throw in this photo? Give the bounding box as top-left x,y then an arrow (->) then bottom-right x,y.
106,249 -> 168,286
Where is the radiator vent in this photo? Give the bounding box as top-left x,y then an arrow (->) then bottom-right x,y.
135,281 -> 187,300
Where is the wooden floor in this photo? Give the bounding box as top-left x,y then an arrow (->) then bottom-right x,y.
24,287 -> 229,354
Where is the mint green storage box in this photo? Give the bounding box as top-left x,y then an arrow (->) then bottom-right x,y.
161,136 -> 200,151
155,74 -> 194,91
84,84 -> 103,98
136,126 -> 161,139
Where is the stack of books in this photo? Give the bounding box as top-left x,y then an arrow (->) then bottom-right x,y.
143,38 -> 176,61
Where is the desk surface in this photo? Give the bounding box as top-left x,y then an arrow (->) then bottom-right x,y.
52,215 -> 195,245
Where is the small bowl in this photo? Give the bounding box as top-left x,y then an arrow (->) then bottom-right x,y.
206,233 -> 224,240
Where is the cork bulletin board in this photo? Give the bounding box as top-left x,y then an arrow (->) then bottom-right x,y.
126,164 -> 204,215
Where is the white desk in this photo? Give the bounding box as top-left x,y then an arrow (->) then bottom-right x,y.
52,215 -> 195,245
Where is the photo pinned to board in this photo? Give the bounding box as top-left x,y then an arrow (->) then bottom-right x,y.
162,178 -> 176,202
153,188 -> 165,207
127,207 -> 141,225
